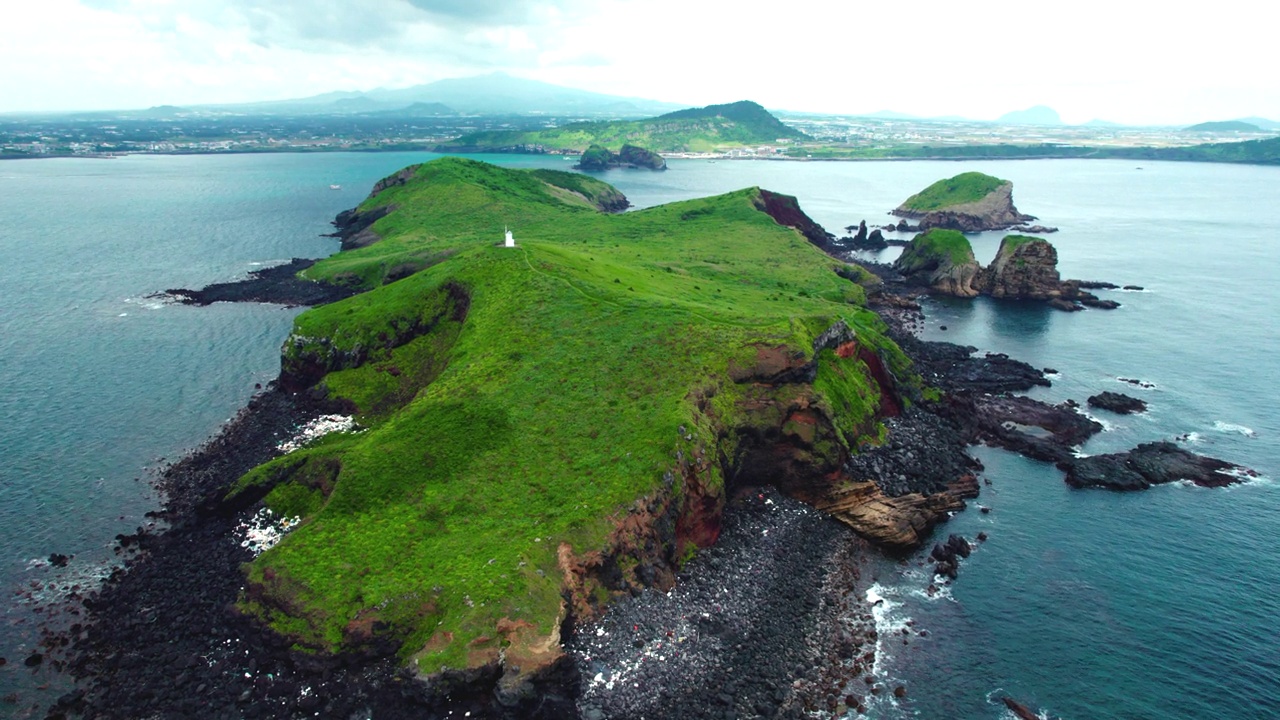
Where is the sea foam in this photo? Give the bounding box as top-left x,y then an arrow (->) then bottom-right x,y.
1213,421 -> 1256,438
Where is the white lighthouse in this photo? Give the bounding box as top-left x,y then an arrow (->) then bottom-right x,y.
504,226 -> 515,247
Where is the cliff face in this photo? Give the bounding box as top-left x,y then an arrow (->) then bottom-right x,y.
980,236 -> 1061,299
895,178 -> 1035,232
893,229 -> 983,297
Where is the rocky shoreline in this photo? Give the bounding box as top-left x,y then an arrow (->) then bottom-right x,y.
32,224 -> 1257,720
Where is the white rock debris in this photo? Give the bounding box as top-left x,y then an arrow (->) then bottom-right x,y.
236,508 -> 301,557
277,414 -> 358,453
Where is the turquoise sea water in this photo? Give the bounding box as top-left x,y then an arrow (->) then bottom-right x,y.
0,154 -> 1276,718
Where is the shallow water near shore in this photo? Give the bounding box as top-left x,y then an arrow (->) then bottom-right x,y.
1,154 -> 1277,718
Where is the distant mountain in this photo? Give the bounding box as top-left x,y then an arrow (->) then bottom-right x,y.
212,73 -> 683,117
1186,120 -> 1263,132
997,106 -> 1063,126
438,100 -> 806,153
1235,116 -> 1280,131
373,102 -> 454,117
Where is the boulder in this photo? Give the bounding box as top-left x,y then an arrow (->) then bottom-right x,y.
1087,391 -> 1148,414
1061,441 -> 1253,490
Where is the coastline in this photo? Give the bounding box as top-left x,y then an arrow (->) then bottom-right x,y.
5,147 -> 1278,166
34,169 -> 1265,719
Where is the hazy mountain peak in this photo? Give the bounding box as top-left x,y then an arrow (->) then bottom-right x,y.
998,105 -> 1063,125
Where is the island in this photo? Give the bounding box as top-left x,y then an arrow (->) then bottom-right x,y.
893,172 -> 1041,232
47,160 -> 1256,719
574,143 -> 666,171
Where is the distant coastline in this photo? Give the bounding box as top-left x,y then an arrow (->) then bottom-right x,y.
6,145 -> 1279,166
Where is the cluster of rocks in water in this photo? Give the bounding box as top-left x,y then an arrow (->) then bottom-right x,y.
892,231 -> 1122,311
574,143 -> 667,171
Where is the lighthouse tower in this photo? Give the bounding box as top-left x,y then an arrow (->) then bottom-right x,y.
504,226 -> 515,247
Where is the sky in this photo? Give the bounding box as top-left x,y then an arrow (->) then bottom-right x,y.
3,0 -> 1277,125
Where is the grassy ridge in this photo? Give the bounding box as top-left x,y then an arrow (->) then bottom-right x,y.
230,158 -> 900,673
899,172 -> 1007,212
441,100 -> 806,153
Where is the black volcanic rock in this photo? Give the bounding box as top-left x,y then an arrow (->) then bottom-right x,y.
1061,442 -> 1252,490
164,259 -> 359,307
1087,391 -> 1148,414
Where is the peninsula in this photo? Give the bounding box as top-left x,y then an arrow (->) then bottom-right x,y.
46,160 -> 1255,720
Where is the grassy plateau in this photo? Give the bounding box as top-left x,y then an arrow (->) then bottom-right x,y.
898,171 -> 1008,212
227,157 -> 902,676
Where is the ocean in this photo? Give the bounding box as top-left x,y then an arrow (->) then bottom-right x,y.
0,153 -> 1276,718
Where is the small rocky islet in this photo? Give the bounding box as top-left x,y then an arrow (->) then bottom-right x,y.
36,162 -> 1255,720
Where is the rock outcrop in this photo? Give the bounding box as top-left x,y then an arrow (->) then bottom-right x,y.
1060,441 -> 1253,490
980,235 -> 1062,300
1087,391 -> 1148,414
893,229 -> 983,297
575,143 -> 666,171
895,175 -> 1036,232
893,232 -> 1122,311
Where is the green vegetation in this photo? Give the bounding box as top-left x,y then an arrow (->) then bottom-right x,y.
575,143 -> 666,171
228,157 -> 902,674
998,235 -> 1039,253
1118,136 -> 1280,165
898,172 -> 1007,212
903,229 -> 977,266
577,144 -> 614,170
439,100 -> 806,153
784,138 -> 1280,166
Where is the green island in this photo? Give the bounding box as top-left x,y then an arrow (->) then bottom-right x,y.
897,172 -> 1007,213
226,157 -> 918,692
575,143 -> 667,171
438,100 -> 806,153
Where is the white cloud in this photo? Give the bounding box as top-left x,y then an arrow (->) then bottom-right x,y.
0,0 -> 1276,123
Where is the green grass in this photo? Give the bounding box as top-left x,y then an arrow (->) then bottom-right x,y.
230,157 -> 902,673
441,101 -> 804,153
997,235 -> 1039,254
903,228 -> 977,267
898,171 -> 1008,212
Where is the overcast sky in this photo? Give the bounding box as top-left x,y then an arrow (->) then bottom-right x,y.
3,0 -> 1276,125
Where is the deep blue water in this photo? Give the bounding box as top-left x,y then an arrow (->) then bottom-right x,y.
1,154 -> 1276,718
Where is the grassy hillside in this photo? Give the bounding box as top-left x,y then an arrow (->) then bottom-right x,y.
898,172 -> 1007,212
438,100 -> 806,153
228,158 -> 903,677
901,228 -> 977,266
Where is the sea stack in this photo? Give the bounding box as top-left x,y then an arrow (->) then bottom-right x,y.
894,172 -> 1035,232
980,235 -> 1061,299
893,229 -> 983,297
